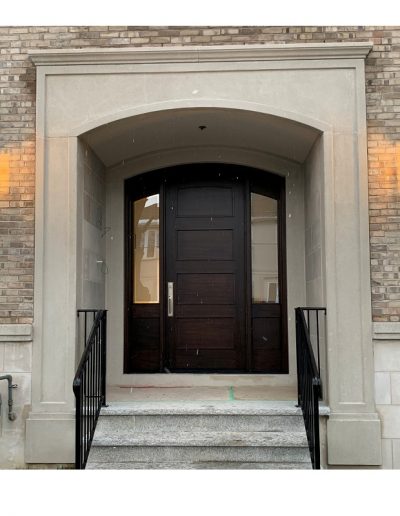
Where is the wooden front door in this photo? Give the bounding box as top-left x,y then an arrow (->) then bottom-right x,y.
165,169 -> 246,371
124,164 -> 287,374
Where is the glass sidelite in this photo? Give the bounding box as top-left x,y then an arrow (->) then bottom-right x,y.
133,194 -> 160,303
251,193 -> 279,303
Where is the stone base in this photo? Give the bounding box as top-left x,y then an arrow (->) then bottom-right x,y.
327,414 -> 382,465
25,412 -> 74,464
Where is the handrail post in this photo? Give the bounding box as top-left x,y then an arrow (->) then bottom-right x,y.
295,309 -> 301,407
313,380 -> 321,469
101,311 -> 107,407
73,378 -> 82,469
316,311 -> 320,377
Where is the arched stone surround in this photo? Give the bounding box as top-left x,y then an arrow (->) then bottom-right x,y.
26,43 -> 381,466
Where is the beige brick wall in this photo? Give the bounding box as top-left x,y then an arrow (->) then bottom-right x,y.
0,25 -> 399,323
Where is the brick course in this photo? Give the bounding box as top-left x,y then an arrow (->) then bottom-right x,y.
0,26 -> 399,323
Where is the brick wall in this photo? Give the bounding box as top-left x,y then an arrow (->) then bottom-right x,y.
0,26 -> 399,323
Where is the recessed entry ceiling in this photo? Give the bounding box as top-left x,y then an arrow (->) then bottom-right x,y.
82,108 -> 321,169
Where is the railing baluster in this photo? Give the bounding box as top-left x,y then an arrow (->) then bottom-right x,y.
96,328 -> 99,413
73,310 -> 108,469
95,328 -> 99,415
102,313 -> 107,406
89,355 -> 91,448
84,363 -> 88,459
91,343 -> 94,437
316,311 -> 320,376
84,312 -> 87,350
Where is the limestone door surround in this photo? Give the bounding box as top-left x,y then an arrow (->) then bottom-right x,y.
27,43 -> 382,466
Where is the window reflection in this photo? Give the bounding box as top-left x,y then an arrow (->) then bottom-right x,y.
251,193 -> 279,303
133,194 -> 159,303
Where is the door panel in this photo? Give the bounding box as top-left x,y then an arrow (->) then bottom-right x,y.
177,186 -> 234,217
177,230 -> 233,261
176,319 -> 236,349
177,273 -> 235,305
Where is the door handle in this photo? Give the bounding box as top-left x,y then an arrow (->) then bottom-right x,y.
167,282 -> 174,317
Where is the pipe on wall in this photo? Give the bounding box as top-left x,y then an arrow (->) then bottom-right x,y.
0,375 -> 17,421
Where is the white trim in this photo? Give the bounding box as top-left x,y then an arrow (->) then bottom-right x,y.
373,323 -> 400,340
0,324 -> 33,342
29,43 -> 373,66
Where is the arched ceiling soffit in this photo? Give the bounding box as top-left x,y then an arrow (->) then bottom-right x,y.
81,107 -> 322,168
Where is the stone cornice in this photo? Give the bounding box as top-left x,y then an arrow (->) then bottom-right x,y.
29,43 -> 373,66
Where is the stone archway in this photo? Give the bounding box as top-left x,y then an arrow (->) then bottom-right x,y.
26,43 -> 381,467
78,105 -> 321,390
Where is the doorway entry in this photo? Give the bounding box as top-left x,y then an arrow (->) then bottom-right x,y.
124,164 -> 287,373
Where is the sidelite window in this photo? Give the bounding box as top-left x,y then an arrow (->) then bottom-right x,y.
251,193 -> 279,303
249,186 -> 283,373
133,194 -> 160,303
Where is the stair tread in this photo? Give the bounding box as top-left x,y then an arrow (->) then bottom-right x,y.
86,461 -> 312,469
88,400 -> 316,469
92,430 -> 309,447
100,400 -> 303,416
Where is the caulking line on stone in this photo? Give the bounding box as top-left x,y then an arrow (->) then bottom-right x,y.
229,386 -> 235,401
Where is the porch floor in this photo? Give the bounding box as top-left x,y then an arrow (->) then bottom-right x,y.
107,385 -> 297,402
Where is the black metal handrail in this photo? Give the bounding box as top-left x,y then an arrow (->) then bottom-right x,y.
295,307 -> 326,469
73,309 -> 107,469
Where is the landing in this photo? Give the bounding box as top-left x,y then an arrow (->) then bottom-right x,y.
101,399 -> 302,416
107,385 -> 297,403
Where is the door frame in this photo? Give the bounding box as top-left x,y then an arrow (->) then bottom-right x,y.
124,163 -> 288,374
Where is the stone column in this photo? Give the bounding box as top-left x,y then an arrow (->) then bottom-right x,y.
323,64 -> 382,464
25,136 -> 78,463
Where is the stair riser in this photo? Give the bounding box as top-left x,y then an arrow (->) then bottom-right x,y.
87,461 -> 312,470
89,445 -> 310,464
96,414 -> 305,434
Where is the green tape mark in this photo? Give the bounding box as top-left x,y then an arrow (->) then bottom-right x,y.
229,386 -> 235,401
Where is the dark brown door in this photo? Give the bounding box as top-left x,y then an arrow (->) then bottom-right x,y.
124,164 -> 287,374
165,168 -> 246,371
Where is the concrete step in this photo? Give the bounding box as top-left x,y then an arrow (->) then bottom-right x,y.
92,430 -> 308,448
96,401 -> 305,434
96,414 -> 304,436
100,400 -> 302,416
89,431 -> 311,465
96,413 -> 305,434
87,461 -> 312,470
87,401 -> 312,470
89,443 -> 310,464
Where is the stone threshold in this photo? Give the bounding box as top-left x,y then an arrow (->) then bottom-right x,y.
107,384 -> 298,402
